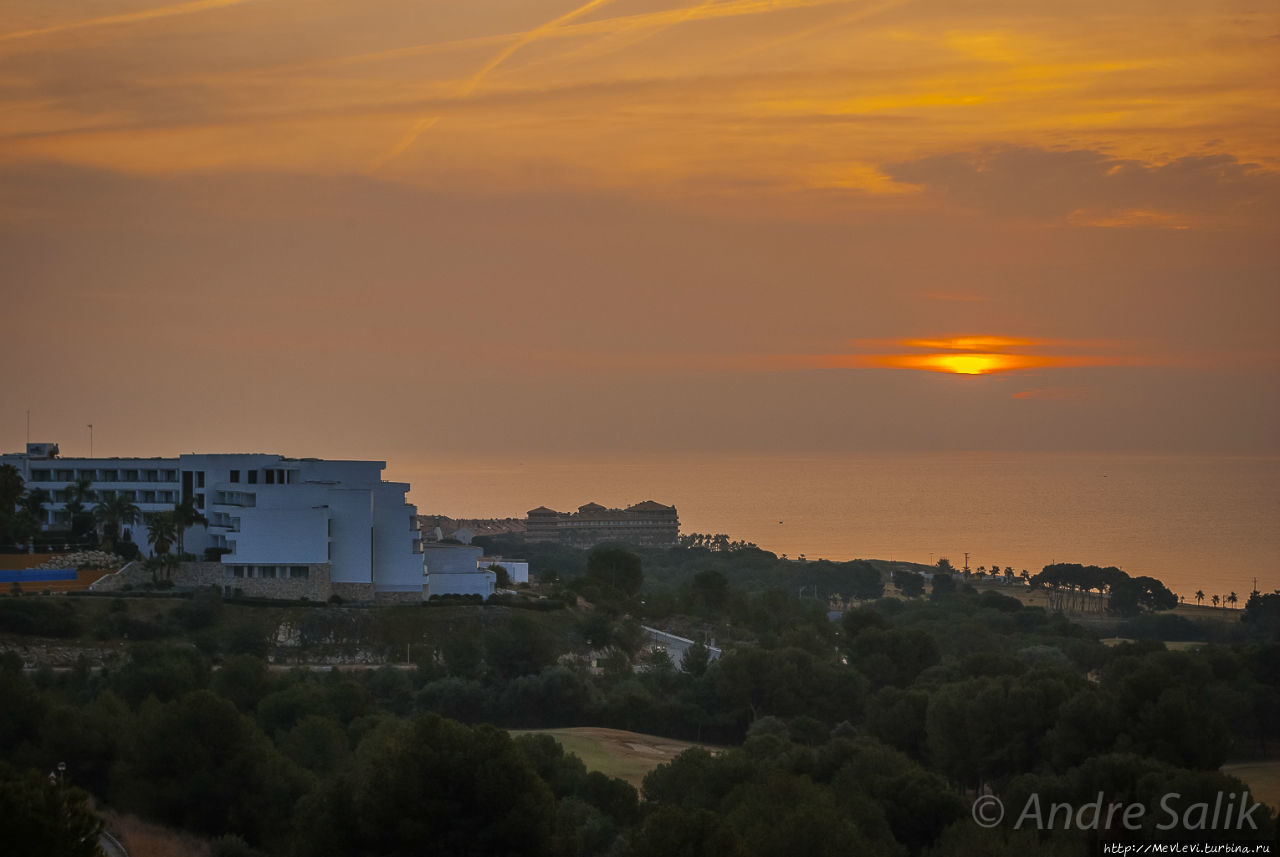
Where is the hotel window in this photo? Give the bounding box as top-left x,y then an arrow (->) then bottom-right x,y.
233,566 -> 245,579
230,470 -> 240,483
290,566 -> 309,579
31,469 -> 52,481
248,471 -> 258,484
196,471 -> 205,488
265,470 -> 275,485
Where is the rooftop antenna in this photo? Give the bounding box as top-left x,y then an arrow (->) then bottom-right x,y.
88,424 -> 93,458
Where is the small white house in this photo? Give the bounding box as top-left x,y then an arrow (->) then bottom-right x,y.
423,543 -> 493,597
479,556 -> 529,585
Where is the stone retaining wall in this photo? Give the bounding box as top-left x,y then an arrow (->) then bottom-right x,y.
223,564 -> 331,601
178,562 -> 224,587
89,563 -> 407,605
88,561 -> 153,592
374,589 -> 424,605
331,582 -> 376,603
90,560 -> 226,592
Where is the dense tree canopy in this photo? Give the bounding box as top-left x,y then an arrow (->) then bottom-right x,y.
0,541 -> 1275,855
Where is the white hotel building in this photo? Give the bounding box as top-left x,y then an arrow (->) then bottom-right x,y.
3,443 -> 428,602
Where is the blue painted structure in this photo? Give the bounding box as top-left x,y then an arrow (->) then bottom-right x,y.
0,569 -> 77,583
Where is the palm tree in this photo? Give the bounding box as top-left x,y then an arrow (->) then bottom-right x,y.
63,476 -> 97,547
1194,589 -> 1204,605
144,510 -> 178,558
21,488 -> 51,525
1227,591 -> 1238,609
172,495 -> 208,558
0,463 -> 23,509
143,554 -> 179,584
142,518 -> 181,581
66,475 -> 96,507
93,495 -> 141,553
1211,594 -> 1220,608
9,509 -> 40,552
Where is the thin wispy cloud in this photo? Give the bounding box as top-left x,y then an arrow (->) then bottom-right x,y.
318,0 -> 863,75
362,0 -> 875,173
0,0 -> 254,44
365,0 -> 618,172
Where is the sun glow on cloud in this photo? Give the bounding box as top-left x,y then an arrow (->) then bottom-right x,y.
801,335 -> 1137,376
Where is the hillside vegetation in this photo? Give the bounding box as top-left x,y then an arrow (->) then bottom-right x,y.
2,540 -> 1278,855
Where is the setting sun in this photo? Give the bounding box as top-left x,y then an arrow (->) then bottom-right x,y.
867,350 -> 1073,375
889,352 -> 1029,375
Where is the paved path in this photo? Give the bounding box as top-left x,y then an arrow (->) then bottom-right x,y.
99,829 -> 128,857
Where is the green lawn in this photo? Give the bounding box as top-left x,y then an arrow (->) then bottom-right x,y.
512,727 -> 715,788
1221,760 -> 1280,813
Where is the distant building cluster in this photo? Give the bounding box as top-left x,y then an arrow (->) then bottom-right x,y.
525,501 -> 679,548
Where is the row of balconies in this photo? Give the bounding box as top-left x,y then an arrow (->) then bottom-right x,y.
29,468 -> 180,484
40,489 -> 179,505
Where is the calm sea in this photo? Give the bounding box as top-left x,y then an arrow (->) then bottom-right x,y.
393,453 -> 1280,601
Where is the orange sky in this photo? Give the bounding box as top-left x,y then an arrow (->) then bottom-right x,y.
1,0 -> 1277,461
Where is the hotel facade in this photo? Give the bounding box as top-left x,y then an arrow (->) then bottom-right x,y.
3,443 -> 426,601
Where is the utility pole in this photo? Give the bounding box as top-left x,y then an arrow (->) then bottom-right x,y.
963,552 -> 970,575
